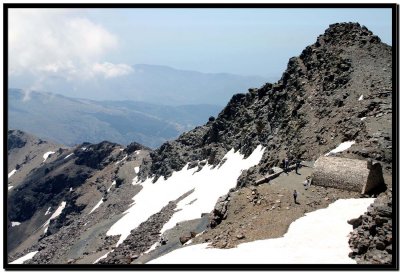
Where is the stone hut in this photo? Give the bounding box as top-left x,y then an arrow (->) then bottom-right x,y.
312,156 -> 385,194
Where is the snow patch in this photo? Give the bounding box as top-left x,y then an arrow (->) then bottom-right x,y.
325,141 -> 355,156
11,222 -> 21,227
132,176 -> 139,185
144,242 -> 159,254
115,155 -> 127,165
43,151 -> 55,162
43,201 -> 66,233
107,180 -> 116,192
107,145 -> 265,246
10,251 -> 39,264
134,166 -> 140,174
8,186 -> 14,191
45,207 -> 51,215
64,153 -> 74,159
89,198 -> 104,214
150,198 -> 374,264
93,250 -> 113,264
360,117 -> 367,121
134,150 -> 141,155
358,95 -> 364,101
8,169 -> 17,178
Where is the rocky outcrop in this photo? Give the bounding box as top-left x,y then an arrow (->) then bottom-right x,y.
8,130 -> 27,151
8,164 -> 92,222
348,190 -> 392,264
209,193 -> 231,228
75,141 -> 122,170
139,22 -> 392,185
125,142 -> 151,154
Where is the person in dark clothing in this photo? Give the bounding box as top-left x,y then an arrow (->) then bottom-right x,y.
284,157 -> 289,174
295,159 -> 301,174
293,190 -> 298,204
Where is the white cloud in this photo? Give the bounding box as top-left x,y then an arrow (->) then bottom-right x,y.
8,9 -> 130,81
92,62 -> 133,78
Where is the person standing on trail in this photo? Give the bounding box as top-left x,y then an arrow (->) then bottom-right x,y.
293,190 -> 298,204
295,159 -> 301,174
284,157 -> 289,174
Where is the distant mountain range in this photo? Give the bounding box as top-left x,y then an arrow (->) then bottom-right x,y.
8,88 -> 221,148
9,64 -> 274,106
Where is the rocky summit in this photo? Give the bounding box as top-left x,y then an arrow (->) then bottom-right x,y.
6,23 -> 393,266
140,23 -> 392,186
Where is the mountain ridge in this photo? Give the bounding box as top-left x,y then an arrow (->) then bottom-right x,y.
8,88 -> 221,148
9,63 -> 272,106
138,22 -> 392,185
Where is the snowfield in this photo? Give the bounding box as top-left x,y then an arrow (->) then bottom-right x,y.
150,198 -> 374,264
107,145 -> 266,246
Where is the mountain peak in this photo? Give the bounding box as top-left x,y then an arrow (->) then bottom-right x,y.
317,22 -> 381,47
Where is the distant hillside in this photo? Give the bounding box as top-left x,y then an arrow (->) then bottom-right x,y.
8,89 -> 221,148
9,64 -> 272,106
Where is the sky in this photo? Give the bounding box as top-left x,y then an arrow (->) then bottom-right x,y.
8,7 -> 393,95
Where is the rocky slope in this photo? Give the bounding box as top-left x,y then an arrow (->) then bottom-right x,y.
348,189 -> 392,264
139,23 -> 392,186
7,130 -> 66,191
7,132 -> 151,264
134,22 -> 393,265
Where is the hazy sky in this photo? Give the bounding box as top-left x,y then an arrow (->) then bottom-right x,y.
9,7 -> 392,89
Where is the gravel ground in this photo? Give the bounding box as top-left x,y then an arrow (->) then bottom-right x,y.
192,166 -> 364,249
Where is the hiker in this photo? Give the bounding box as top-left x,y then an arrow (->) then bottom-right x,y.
284,157 -> 289,174
293,190 -> 298,204
303,176 -> 310,190
307,176 -> 312,187
303,176 -> 312,190
295,159 -> 301,174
